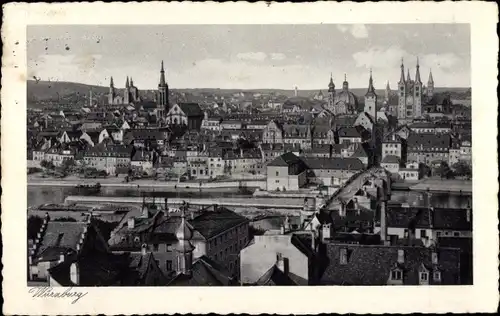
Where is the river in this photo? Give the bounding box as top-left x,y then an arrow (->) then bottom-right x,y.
28,186 -> 471,209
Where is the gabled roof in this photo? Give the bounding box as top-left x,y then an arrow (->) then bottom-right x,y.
35,221 -> 88,262
320,243 -> 462,285
178,103 -> 204,117
302,157 -> 364,171
386,206 -> 432,229
267,152 -> 301,167
381,155 -> 401,164
166,255 -> 234,286
189,207 -> 249,240
255,265 -> 299,285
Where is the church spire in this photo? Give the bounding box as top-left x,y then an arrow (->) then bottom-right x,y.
130,77 -> 134,87
386,80 -> 390,90
366,68 -> 376,96
406,68 -> 411,82
399,58 -> 405,83
328,73 -> 335,91
428,69 -> 434,84
125,76 -> 130,88
415,57 -> 422,83
342,73 -> 349,91
159,60 -> 166,87
110,76 -> 114,88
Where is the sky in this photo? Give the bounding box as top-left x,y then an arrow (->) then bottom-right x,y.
27,24 -> 471,90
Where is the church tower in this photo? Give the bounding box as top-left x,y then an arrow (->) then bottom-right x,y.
384,81 -> 391,102
108,76 -> 115,105
157,61 -> 169,120
397,58 -> 406,120
175,204 -> 194,276
327,73 -> 336,114
427,69 -> 434,98
124,76 -> 130,105
414,57 -> 423,118
364,69 -> 377,120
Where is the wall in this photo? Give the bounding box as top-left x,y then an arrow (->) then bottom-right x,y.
240,234 -> 309,284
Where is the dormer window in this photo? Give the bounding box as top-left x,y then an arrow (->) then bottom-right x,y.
419,271 -> 429,284
391,269 -> 403,280
433,270 -> 441,282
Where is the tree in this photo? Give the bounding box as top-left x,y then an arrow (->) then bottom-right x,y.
452,161 -> 472,179
434,161 -> 453,179
40,159 -> 55,170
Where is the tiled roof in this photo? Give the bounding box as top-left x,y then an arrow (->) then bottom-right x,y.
381,155 -> 400,164
338,126 -> 362,138
407,133 -> 451,151
255,265 -> 298,285
35,222 -> 88,262
432,208 -> 472,230
320,243 -> 462,285
178,103 -> 204,117
302,157 -> 364,171
386,206 -> 432,229
189,206 -> 248,240
167,255 -> 234,286
267,152 -> 302,167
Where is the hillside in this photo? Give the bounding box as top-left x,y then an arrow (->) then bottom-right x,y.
27,80 -> 471,105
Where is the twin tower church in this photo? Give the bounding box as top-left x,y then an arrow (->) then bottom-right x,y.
324,58 -> 435,121
107,61 -> 170,118
107,59 -> 435,122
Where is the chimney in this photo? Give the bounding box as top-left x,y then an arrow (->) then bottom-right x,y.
390,235 -> 398,246
280,225 -> 285,235
339,203 -> 346,217
70,262 -> 80,285
397,249 -> 405,264
128,217 -> 135,229
322,224 -> 332,241
431,251 -> 438,265
141,244 -> 147,256
408,229 -> 414,246
380,201 -> 388,245
276,253 -> 289,275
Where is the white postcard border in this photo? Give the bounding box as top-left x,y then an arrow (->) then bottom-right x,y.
1,2 -> 499,315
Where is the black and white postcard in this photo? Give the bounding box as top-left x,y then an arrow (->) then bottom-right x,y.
1,1 -> 498,315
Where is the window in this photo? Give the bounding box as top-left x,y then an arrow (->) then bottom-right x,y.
275,171 -> 279,176
419,271 -> 429,282
153,244 -> 159,251
453,231 -> 460,237
166,260 -> 173,271
420,230 -> 427,238
433,271 -> 441,282
166,244 -> 172,252
391,269 -> 403,280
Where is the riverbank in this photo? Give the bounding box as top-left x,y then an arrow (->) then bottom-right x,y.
28,175 -> 266,191
64,195 -> 305,210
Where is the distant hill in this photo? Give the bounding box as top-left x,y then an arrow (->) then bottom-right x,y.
27,79 -> 471,105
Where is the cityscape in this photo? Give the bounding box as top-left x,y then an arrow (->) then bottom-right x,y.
27,24 -> 472,286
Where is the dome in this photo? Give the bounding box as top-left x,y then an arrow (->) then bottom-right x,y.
335,90 -> 358,108
176,215 -> 193,241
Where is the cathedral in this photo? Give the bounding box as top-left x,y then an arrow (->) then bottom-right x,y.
108,76 -> 141,105
107,62 -> 170,124
326,74 -> 359,115
396,58 -> 434,121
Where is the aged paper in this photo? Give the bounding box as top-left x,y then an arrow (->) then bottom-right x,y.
2,1 -> 499,315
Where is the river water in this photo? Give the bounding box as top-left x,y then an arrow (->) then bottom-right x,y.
28,186 -> 471,209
